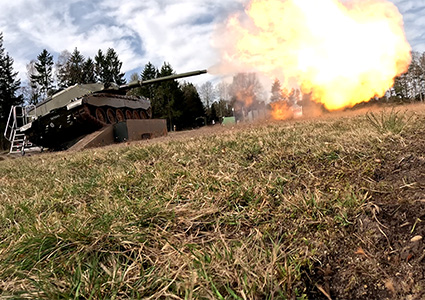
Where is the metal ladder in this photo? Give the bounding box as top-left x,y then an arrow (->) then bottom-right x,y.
9,131 -> 26,154
4,105 -> 37,155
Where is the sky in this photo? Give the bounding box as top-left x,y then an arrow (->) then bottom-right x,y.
0,0 -> 424,86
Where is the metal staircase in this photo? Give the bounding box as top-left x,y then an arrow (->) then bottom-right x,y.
4,105 -> 38,155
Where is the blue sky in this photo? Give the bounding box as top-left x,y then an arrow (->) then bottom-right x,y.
0,0 -> 423,85
390,0 -> 425,51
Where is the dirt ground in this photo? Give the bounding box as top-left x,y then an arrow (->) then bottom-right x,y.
305,104 -> 425,299
308,149 -> 425,299
0,150 -> 10,161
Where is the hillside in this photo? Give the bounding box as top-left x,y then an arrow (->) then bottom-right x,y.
0,104 -> 424,299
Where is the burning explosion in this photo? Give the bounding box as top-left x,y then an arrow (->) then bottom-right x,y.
217,0 -> 411,116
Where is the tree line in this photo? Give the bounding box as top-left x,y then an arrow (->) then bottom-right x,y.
390,51 -> 425,102
197,73 -> 266,122
24,47 -> 125,104
133,62 -> 206,131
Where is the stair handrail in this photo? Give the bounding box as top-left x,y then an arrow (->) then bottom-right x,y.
4,106 -> 17,142
9,130 -> 17,154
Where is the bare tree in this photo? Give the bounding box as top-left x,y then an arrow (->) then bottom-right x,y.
25,60 -> 41,104
55,50 -> 71,88
229,72 -> 264,108
216,81 -> 231,102
413,51 -> 425,101
198,81 -> 216,109
389,51 -> 425,102
228,73 -> 265,121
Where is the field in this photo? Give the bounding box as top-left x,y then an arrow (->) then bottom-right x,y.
0,103 -> 424,299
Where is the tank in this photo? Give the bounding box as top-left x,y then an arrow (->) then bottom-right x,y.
20,70 -> 207,150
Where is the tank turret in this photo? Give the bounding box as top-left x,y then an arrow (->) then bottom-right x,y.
16,69 -> 207,150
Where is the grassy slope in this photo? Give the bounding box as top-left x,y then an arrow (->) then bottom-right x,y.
0,105 -> 424,299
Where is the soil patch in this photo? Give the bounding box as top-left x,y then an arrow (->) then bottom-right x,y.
307,128 -> 425,299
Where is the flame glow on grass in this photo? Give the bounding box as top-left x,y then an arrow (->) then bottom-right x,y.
219,0 -> 411,112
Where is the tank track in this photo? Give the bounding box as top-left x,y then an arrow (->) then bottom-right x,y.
75,104 -> 151,128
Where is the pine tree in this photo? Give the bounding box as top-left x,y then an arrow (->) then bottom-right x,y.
30,49 -> 54,100
68,48 -> 85,85
156,62 -> 183,130
82,57 -> 95,84
106,48 -> 125,85
210,101 -> 218,123
178,82 -> 205,129
140,62 -> 158,100
270,78 -> 282,102
56,48 -> 85,87
94,49 -> 105,83
0,32 -> 23,149
94,48 -> 125,85
216,99 -> 233,118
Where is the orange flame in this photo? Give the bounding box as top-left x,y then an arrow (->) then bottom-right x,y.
220,0 -> 412,111
270,101 -> 294,120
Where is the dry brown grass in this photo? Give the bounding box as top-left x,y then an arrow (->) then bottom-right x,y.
0,103 -> 424,299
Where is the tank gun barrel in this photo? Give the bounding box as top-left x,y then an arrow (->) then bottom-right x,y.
120,69 -> 207,90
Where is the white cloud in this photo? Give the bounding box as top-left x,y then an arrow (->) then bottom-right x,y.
389,0 -> 425,52
99,0 -> 244,83
0,0 -> 243,84
0,0 -> 423,86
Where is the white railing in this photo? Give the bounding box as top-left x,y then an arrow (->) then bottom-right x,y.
4,106 -> 17,142
4,105 -> 36,142
4,105 -> 40,154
